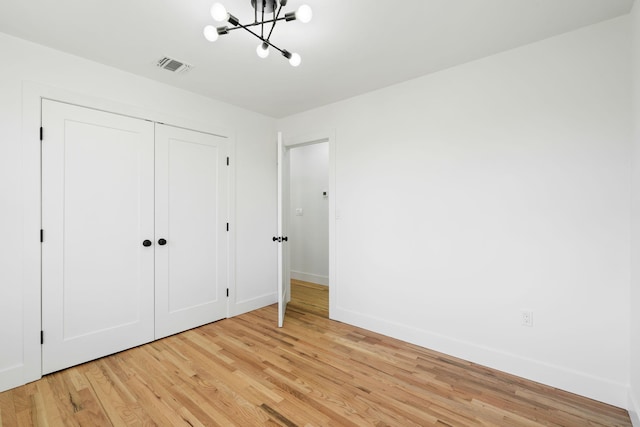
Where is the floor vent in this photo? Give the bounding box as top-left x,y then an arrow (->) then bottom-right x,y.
156,56 -> 193,74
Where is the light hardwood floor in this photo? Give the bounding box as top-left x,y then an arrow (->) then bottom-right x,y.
289,279 -> 329,318
0,289 -> 631,426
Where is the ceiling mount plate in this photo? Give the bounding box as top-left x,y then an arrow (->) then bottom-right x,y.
250,0 -> 277,14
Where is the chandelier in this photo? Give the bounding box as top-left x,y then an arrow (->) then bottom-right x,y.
203,0 -> 313,67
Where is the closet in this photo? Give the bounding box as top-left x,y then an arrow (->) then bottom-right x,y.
41,100 -> 228,374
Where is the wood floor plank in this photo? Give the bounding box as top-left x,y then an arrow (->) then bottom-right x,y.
83,361 -> 148,427
0,389 -> 18,427
0,285 -> 632,426
43,372 -> 82,427
290,279 -> 329,318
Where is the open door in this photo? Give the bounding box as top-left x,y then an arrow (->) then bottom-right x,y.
277,132 -> 291,327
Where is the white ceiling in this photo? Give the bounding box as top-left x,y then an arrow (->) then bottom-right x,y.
0,0 -> 634,118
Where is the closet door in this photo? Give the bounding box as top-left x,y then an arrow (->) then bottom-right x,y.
154,124 -> 228,339
42,100 -> 155,374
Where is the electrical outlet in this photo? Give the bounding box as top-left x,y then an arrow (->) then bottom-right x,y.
521,310 -> 533,327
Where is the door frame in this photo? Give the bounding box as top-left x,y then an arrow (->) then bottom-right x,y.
282,130 -> 337,320
21,82 -> 234,385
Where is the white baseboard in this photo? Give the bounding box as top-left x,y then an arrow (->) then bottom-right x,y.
229,292 -> 277,318
630,389 -> 640,427
0,364 -> 25,393
290,270 -> 328,286
332,306 -> 629,409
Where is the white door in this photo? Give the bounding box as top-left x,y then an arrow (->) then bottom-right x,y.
42,100 -> 155,374
277,132 -> 291,327
154,124 -> 228,339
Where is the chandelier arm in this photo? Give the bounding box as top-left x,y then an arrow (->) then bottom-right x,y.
226,17 -> 287,32
231,23 -> 287,55
266,3 -> 283,42
261,39 -> 286,55
261,0 -> 265,39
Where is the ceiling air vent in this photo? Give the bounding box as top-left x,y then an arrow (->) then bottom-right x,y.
156,56 -> 193,74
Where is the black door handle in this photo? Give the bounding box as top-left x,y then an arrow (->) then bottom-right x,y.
158,238 -> 167,246
272,236 -> 281,242
282,236 -> 288,242
142,240 -> 152,247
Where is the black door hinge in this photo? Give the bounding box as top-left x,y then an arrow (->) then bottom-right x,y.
40,331 -> 44,344
39,127 -> 43,141
226,288 -> 229,297
40,229 -> 44,243
226,157 -> 229,166
226,223 -> 229,232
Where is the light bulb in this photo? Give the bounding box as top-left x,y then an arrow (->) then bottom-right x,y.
203,25 -> 219,42
296,5 -> 312,23
256,43 -> 270,59
210,3 -> 228,21
289,52 -> 301,67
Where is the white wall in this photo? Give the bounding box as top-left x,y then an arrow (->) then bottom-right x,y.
630,1 -> 640,424
278,17 -> 632,408
289,143 -> 330,285
0,32 -> 277,392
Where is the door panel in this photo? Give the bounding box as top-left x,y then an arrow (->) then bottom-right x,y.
42,100 -> 155,374
155,124 -> 228,339
277,132 -> 290,327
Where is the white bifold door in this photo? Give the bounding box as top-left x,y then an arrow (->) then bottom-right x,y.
42,101 -> 155,374
154,123 -> 228,339
42,100 -> 228,374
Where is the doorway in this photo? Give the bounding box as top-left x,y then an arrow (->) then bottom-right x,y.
287,141 -> 329,318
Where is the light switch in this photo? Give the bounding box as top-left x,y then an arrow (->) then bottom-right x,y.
295,208 -> 303,216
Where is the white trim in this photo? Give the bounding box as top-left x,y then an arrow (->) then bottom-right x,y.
226,132 -> 237,319
24,81 -> 233,137
284,132 -> 330,148
333,305 -> 630,409
290,270 -> 329,286
0,365 -> 25,393
630,389 -> 640,426
22,82 -> 44,386
328,131 -> 337,321
21,80 -> 235,391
